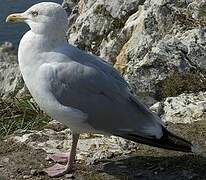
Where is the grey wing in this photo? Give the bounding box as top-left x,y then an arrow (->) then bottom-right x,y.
60,44 -> 129,90
49,60 -> 163,138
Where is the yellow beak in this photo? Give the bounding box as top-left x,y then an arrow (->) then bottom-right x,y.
6,13 -> 27,23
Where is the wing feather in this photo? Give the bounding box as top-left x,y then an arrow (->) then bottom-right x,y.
46,45 -> 163,138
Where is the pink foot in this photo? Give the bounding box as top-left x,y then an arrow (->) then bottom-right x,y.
43,163 -> 73,177
46,153 -> 69,163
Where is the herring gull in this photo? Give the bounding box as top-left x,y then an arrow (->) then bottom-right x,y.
6,2 -> 196,178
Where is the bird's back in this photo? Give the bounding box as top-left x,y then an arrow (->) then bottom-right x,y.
47,44 -> 164,138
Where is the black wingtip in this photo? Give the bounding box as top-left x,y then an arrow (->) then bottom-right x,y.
115,126 -> 193,153
158,127 -> 192,153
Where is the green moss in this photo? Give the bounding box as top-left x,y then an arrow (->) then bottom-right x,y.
93,4 -> 109,16
156,72 -> 206,99
171,8 -> 206,32
0,96 -> 50,138
112,18 -> 125,30
198,7 -> 206,17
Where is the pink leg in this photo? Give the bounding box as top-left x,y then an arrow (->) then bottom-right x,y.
44,133 -> 79,178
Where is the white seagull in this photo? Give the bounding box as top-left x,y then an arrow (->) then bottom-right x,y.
6,2 -> 195,178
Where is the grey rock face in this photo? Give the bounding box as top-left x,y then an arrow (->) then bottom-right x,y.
2,0 -> 206,101
64,0 -> 206,103
65,0 -> 145,63
150,92 -> 206,124
0,0 -> 205,117
0,42 -> 26,98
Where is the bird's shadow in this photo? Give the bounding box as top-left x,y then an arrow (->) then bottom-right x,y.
98,154 -> 206,180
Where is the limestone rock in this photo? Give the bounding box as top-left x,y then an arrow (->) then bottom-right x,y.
0,42 -> 26,98
150,92 -> 206,124
8,128 -> 136,163
64,0 -> 206,103
65,0 -> 145,63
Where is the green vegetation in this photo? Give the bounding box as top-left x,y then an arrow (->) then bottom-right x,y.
93,4 -> 110,16
0,96 -> 50,138
156,72 -> 206,99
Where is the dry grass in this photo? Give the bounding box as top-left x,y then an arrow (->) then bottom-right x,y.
0,96 -> 50,138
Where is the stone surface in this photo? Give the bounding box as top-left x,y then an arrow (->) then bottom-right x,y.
64,0 -> 206,103
8,124 -> 137,164
1,0 -> 206,102
0,42 -> 26,98
150,92 -> 206,124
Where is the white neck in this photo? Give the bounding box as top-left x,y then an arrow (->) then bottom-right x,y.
18,30 -> 66,65
18,30 -> 66,85
20,30 -> 66,52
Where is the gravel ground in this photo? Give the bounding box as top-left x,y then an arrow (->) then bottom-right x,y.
0,121 -> 206,180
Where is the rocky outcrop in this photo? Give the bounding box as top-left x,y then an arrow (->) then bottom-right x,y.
150,91 -> 206,124
1,0 -> 206,102
64,0 -> 206,103
0,42 -> 26,98
64,0 -> 146,62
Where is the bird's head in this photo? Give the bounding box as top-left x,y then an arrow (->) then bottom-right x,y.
6,2 -> 68,35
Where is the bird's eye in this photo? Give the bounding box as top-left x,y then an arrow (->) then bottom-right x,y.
31,11 -> 39,17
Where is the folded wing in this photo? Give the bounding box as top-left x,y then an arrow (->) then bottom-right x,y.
47,47 -> 164,139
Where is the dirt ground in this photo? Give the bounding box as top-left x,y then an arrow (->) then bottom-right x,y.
0,122 -> 206,180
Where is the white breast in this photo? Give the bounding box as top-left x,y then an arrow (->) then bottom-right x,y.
18,33 -> 94,133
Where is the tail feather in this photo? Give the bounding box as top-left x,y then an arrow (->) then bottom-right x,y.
115,126 -> 193,153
